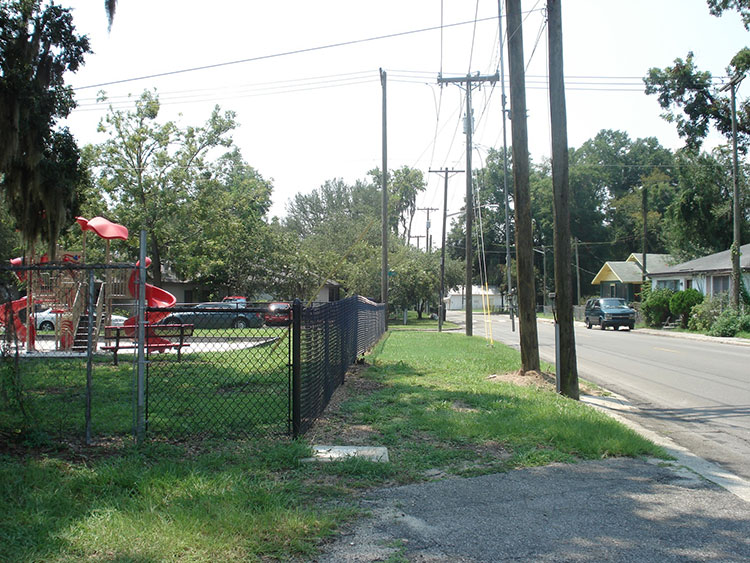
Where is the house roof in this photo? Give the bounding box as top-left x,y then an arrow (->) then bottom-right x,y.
447,285 -> 502,297
649,243 -> 750,277
591,261 -> 644,285
625,253 -> 673,274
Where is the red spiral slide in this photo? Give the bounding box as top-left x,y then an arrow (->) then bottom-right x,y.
125,258 -> 177,347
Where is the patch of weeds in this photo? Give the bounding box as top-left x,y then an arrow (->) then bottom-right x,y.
505,446 -> 577,468
382,538 -> 409,562
320,457 -> 396,484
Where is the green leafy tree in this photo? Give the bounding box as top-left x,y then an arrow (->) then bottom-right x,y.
388,244 -> 461,318
0,0 -> 91,256
662,148 -> 750,259
91,89 -> 235,283
368,166 -> 426,240
172,149 -> 276,297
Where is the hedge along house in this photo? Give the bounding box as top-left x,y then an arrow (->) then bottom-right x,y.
648,244 -> 750,298
591,253 -> 673,302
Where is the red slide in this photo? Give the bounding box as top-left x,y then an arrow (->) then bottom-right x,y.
0,296 -> 35,347
125,258 -> 177,346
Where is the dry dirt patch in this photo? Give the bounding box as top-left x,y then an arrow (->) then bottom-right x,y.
486,369 -> 603,396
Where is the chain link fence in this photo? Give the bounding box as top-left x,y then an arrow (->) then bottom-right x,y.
293,296 -> 385,435
1,262 -> 138,447
2,262 -> 385,445
145,303 -> 292,439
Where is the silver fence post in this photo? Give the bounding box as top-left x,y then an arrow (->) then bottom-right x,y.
136,231 -> 147,443
85,268 -> 95,445
291,299 -> 302,438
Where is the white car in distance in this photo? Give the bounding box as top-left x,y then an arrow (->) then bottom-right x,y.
34,308 -> 127,331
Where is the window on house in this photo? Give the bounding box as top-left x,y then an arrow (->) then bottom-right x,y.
657,280 -> 679,291
712,275 -> 730,295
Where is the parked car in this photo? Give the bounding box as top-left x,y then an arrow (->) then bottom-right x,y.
264,302 -> 292,326
34,308 -> 127,331
222,295 -> 246,304
584,298 -> 636,331
160,302 -> 263,329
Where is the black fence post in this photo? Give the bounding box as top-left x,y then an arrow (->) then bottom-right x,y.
291,298 -> 302,438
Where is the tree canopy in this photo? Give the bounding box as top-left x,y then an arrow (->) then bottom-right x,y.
0,0 -> 91,255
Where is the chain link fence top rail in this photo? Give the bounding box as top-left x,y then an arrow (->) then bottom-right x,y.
297,296 -> 385,435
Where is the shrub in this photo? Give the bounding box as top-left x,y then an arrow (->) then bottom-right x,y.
641,288 -> 674,327
739,314 -> 750,333
669,289 -> 703,328
688,292 -> 730,332
709,309 -> 741,337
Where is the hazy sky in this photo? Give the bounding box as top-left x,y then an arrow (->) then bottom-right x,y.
61,0 -> 748,245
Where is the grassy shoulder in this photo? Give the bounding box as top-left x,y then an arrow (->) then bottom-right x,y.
387,310 -> 459,331
0,331 -> 665,561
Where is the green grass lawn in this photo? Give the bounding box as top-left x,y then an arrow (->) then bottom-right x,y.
0,331 -> 665,561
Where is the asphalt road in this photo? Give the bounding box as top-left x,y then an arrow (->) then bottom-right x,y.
447,311 -> 750,482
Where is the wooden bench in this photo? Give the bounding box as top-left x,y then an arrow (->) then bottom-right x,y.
103,324 -> 194,365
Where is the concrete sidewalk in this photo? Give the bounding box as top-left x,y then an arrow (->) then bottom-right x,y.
313,458 -> 750,562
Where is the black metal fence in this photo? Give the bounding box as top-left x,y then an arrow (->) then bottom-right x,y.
1,263 -> 385,445
293,296 -> 386,435
145,302 -> 293,439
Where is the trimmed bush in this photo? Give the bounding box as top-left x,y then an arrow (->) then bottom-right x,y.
641,288 -> 674,327
669,289 -> 703,328
709,309 -> 741,337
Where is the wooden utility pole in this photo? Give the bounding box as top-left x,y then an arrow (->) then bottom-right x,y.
418,207 -> 439,253
547,0 -> 579,399
410,235 -> 424,250
430,168 -> 464,332
720,73 -> 745,309
642,184 -> 648,283
438,71 -> 499,336
380,69 -> 388,328
497,0 -> 515,333
505,0 -> 539,371
580,240 -> 581,305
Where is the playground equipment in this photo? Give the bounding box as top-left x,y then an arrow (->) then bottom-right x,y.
2,216 -> 177,354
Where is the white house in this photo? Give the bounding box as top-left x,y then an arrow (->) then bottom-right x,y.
648,244 -> 750,297
445,285 -> 505,311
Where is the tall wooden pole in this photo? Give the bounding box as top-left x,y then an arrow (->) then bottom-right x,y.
506,0 -> 539,372
380,68 -> 389,328
547,0 -> 579,399
438,72 -> 498,336
465,82 -> 474,335
498,0 -> 515,332
431,168 -> 463,332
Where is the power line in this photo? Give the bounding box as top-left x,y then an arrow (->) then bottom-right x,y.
73,15 -> 513,91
